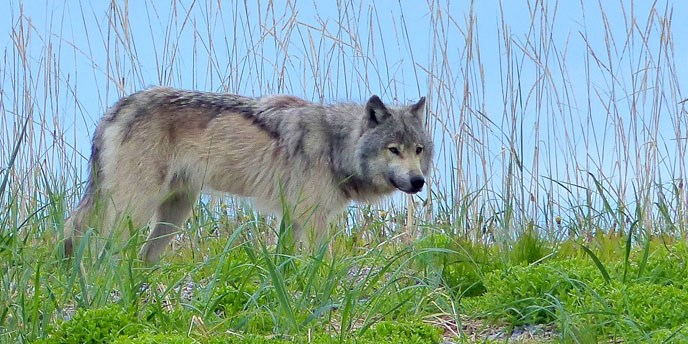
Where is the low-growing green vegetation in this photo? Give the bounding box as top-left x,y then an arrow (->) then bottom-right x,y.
3,197 -> 688,343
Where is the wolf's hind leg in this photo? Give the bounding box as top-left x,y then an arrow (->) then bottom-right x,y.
64,192 -> 109,257
140,190 -> 199,264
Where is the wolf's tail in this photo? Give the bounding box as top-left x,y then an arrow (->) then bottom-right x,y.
64,133 -> 103,257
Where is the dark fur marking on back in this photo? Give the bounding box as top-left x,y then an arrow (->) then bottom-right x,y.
240,110 -> 281,140
291,121 -> 309,159
163,90 -> 282,140
113,89 -> 283,143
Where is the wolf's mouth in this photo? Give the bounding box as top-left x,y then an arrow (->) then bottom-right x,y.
389,177 -> 402,191
405,188 -> 422,194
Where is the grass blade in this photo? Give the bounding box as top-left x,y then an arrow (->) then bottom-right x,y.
579,244 -> 611,284
0,112 -> 31,206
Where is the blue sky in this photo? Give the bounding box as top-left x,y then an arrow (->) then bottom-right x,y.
9,1 -> 683,104
2,1 -> 687,221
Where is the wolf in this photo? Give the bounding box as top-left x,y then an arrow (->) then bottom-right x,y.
64,87 -> 433,264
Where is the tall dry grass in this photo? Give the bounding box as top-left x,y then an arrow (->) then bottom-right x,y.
1,0 -> 686,245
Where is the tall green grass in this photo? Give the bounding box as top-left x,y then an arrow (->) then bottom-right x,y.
2,0 -> 687,342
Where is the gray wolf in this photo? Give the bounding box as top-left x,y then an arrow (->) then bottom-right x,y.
64,87 -> 433,264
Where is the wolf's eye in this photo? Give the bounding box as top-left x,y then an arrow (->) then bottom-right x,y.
416,146 -> 423,155
388,147 -> 401,155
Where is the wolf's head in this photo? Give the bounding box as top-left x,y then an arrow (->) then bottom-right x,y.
355,95 -> 434,195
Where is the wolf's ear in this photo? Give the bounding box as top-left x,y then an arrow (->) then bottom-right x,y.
409,96 -> 426,119
365,95 -> 391,127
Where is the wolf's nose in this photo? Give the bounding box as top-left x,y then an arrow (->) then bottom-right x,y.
410,176 -> 425,191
